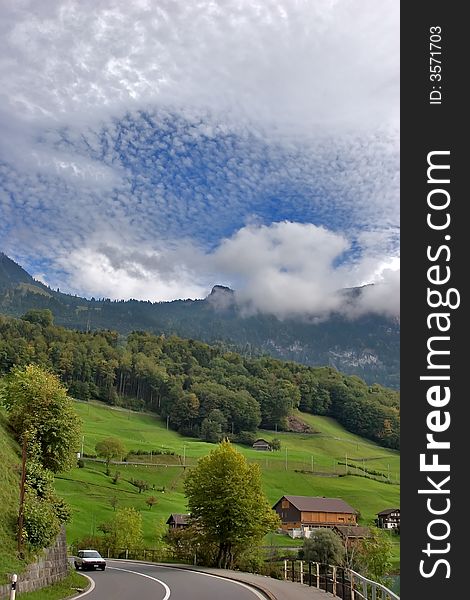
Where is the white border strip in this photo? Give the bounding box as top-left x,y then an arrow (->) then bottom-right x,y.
107,560 -> 269,599
108,566 -> 171,600
73,573 -> 95,598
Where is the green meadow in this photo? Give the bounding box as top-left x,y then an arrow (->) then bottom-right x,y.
59,401 -> 399,562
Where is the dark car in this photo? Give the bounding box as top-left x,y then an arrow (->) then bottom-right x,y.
74,549 -> 106,571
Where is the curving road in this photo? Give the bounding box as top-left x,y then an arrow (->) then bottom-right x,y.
81,560 -> 268,600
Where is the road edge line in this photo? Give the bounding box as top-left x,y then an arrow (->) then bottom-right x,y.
107,559 -> 277,600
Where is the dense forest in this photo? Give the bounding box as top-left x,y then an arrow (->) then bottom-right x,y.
0,310 -> 399,449
0,253 -> 400,388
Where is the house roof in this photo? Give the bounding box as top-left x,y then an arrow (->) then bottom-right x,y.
166,513 -> 190,525
334,526 -> 371,539
377,508 -> 400,516
274,495 -> 358,514
253,438 -> 270,445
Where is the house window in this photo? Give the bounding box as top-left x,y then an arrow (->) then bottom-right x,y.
282,500 -> 290,509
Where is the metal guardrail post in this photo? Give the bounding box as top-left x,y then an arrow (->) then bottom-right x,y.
309,561 -> 312,586
291,560 -> 295,582
351,572 -> 355,600
333,565 -> 337,597
284,559 -> 287,580
316,562 -> 320,588
300,560 -> 303,585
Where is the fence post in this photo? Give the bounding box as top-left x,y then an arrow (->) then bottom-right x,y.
341,567 -> 346,600
362,580 -> 367,600
291,560 -> 295,582
333,565 -> 337,597
300,560 -> 303,585
125,548 -> 129,559
10,574 -> 17,600
316,562 -> 320,588
308,562 -> 312,587
284,559 -> 287,580
351,572 -> 355,600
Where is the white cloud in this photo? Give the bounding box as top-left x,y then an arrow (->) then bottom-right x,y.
0,1 -> 399,318
0,0 -> 398,138
211,221 -> 399,318
48,221 -> 399,319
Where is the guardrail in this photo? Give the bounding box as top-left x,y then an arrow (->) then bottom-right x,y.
282,560 -> 399,600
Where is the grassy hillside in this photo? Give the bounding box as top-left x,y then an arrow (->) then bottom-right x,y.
58,401 -> 399,552
0,411 -> 26,581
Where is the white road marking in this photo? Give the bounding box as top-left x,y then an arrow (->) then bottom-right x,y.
156,564 -> 267,599
108,566 -> 171,599
107,560 -> 269,599
73,573 -> 95,598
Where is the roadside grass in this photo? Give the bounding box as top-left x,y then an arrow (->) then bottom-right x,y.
11,570 -> 89,600
0,411 -> 29,582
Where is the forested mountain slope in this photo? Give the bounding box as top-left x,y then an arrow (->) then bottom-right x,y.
0,254 -> 399,388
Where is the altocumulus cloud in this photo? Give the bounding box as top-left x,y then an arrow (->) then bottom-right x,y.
0,0 -> 399,319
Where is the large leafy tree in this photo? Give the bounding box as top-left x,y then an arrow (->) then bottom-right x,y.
184,440 -> 280,568
2,364 -> 82,472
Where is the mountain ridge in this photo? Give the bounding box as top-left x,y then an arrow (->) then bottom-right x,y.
0,253 -> 399,388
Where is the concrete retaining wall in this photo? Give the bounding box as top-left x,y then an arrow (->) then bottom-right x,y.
0,528 -> 69,599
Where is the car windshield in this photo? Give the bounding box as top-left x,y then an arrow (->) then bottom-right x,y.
82,551 -> 101,558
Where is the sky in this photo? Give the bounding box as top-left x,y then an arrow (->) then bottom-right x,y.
0,0 -> 399,320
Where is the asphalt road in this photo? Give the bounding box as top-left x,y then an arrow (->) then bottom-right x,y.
81,560 -> 269,600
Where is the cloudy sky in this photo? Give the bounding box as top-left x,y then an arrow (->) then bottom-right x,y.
0,0 -> 399,319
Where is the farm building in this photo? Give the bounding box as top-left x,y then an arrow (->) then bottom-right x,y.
376,508 -> 400,530
273,495 -> 358,537
252,438 -> 271,451
166,513 -> 190,529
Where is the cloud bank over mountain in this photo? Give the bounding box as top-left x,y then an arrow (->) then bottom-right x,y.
0,0 -> 399,319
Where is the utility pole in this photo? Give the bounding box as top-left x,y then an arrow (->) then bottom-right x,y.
166,415 -> 169,430
311,455 -> 314,473
17,436 -> 27,556
81,435 -> 85,458
183,445 -> 186,467
285,447 -> 288,471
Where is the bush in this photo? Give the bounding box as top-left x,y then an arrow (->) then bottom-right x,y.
300,529 -> 345,565
23,491 -> 61,549
235,431 -> 257,446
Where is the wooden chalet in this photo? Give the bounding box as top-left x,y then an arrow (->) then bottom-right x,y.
376,508 -> 400,530
273,495 -> 358,534
252,438 -> 271,451
166,513 -> 190,529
